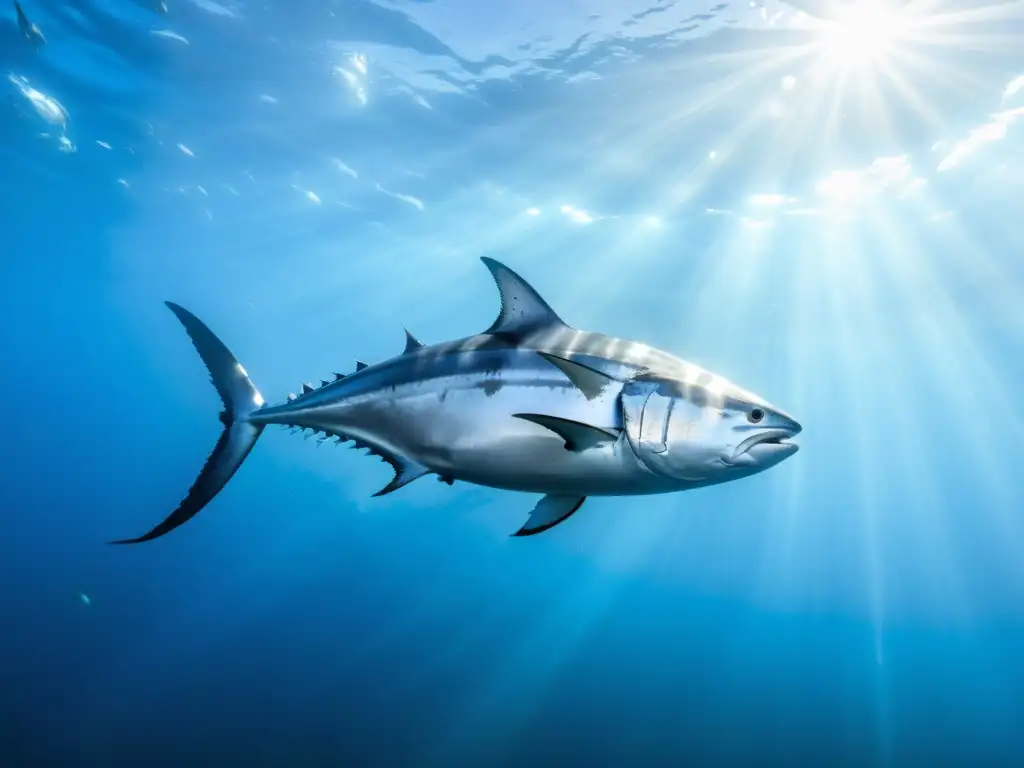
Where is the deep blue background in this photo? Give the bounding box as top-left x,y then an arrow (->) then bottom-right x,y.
2,0 -> 1023,765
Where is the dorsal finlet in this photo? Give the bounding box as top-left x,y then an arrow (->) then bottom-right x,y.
333,372 -> 345,381
402,327 -> 424,354
301,382 -> 313,394
355,360 -> 368,371
480,256 -> 569,338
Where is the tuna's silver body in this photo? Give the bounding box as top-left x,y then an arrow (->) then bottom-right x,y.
253,341 -> 680,497
113,257 -> 802,544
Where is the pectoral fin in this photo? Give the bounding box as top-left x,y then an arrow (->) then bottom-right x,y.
514,413 -> 620,451
513,495 -> 586,536
537,352 -> 616,400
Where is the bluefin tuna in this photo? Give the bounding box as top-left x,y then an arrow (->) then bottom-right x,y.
113,257 -> 801,543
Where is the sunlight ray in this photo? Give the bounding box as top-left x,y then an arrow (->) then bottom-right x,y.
428,575 -> 629,762
820,227 -> 888,627
913,0 -> 1024,30
848,213 -> 971,617
866,231 -> 1023,611
746,78 -> 837,182
865,212 -> 1024,556
821,66 -> 856,147
873,53 -> 965,130
884,45 -> 1014,101
885,250 -> 1023,502
772,234 -> 821,589
546,225 -> 672,323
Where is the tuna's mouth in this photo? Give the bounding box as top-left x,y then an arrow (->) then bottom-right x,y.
722,429 -> 798,465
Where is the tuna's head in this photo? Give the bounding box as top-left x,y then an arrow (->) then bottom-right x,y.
620,373 -> 801,484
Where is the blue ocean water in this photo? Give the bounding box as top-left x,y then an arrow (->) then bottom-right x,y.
2,0 -> 1023,764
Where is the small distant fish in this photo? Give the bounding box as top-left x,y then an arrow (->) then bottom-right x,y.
177,142 -> 194,157
191,0 -> 238,18
13,1 -> 45,46
332,158 -> 358,179
290,184 -> 321,205
375,183 -> 424,210
154,0 -> 168,12
151,28 -> 188,45
79,592 -> 90,605
9,75 -> 69,127
96,140 -> 111,150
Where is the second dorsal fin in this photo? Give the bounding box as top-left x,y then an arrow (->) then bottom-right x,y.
480,257 -> 569,340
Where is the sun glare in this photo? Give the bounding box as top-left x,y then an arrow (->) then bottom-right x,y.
817,1 -> 906,67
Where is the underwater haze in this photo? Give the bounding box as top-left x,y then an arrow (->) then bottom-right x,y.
2,0 -> 1024,765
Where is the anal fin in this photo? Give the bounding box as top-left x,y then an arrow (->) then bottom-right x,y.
513,495 -> 586,536
347,434 -> 430,497
333,428 -> 430,499
373,456 -> 430,497
514,413 -> 620,451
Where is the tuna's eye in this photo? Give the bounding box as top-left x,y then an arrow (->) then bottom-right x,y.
748,408 -> 765,424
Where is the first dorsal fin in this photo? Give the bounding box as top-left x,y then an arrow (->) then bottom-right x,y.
402,327 -> 424,353
480,257 -> 569,339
